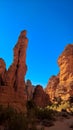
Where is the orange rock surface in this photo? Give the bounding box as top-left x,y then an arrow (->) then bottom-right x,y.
45,76 -> 59,100
46,44 -> 73,101
0,31 -> 28,112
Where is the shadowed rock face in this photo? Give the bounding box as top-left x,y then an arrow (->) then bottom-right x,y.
0,58 -> 6,86
25,79 -> 34,100
33,85 -> 50,108
46,44 -> 73,101
0,30 -> 28,112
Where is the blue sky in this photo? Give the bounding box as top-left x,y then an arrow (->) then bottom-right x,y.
0,0 -> 73,87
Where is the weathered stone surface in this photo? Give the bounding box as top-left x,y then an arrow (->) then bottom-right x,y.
25,79 -> 34,100
33,85 -> 50,108
0,58 -> 6,86
45,75 -> 59,101
57,44 -> 73,100
0,30 -> 28,112
5,31 -> 28,91
46,44 -> 73,101
58,44 -> 73,85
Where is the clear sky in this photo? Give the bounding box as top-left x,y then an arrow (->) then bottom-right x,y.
0,0 -> 73,87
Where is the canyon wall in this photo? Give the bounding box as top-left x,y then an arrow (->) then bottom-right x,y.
0,30 -> 28,112
46,44 -> 73,101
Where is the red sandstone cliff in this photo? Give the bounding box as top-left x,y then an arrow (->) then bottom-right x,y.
0,30 -> 28,112
1,32 -> 73,110
46,44 -> 73,101
45,75 -> 59,101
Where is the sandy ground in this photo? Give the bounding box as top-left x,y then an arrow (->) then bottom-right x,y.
37,116 -> 73,130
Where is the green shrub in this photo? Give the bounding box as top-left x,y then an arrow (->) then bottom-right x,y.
26,100 -> 35,110
6,114 -> 28,130
57,101 -> 70,111
0,106 -> 16,125
35,107 -> 54,121
0,105 -> 45,130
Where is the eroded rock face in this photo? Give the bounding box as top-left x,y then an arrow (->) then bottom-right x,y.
25,80 -> 34,100
46,44 -> 73,101
57,44 -> 73,99
0,30 -> 28,112
0,58 -> 6,86
5,31 -> 28,91
45,76 -> 59,101
33,85 -> 50,108
58,44 -> 73,85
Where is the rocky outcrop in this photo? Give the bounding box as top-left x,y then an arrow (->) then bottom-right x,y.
0,30 -> 28,112
45,76 -> 59,101
5,31 -> 28,91
25,80 -> 34,100
58,44 -> 73,85
46,44 -> 73,101
57,44 -> 73,100
33,85 -> 50,108
0,58 -> 6,86
1,32 -> 73,109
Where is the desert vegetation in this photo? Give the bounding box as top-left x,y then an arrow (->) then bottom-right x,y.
0,97 -> 73,130
0,104 -> 45,130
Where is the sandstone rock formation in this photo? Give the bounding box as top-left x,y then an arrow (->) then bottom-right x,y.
1,32 -> 73,109
5,31 -> 28,91
0,30 -> 28,112
58,44 -> 73,85
45,75 -> 59,101
57,44 -> 73,100
25,79 -> 34,100
33,85 -> 50,108
46,44 -> 73,101
0,58 -> 6,86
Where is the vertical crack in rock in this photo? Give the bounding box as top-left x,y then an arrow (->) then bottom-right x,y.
5,30 -> 28,91
13,49 -> 20,91
0,30 -> 28,112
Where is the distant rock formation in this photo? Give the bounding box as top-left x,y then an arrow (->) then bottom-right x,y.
46,44 -> 73,101
25,79 -> 34,100
33,85 -> 50,108
0,30 -> 28,112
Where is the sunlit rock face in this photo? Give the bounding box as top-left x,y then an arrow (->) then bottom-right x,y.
46,44 -> 73,101
5,31 -> 28,91
57,44 -> 73,100
0,31 -> 28,112
45,75 -> 59,101
33,85 -> 50,108
58,44 -> 73,85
